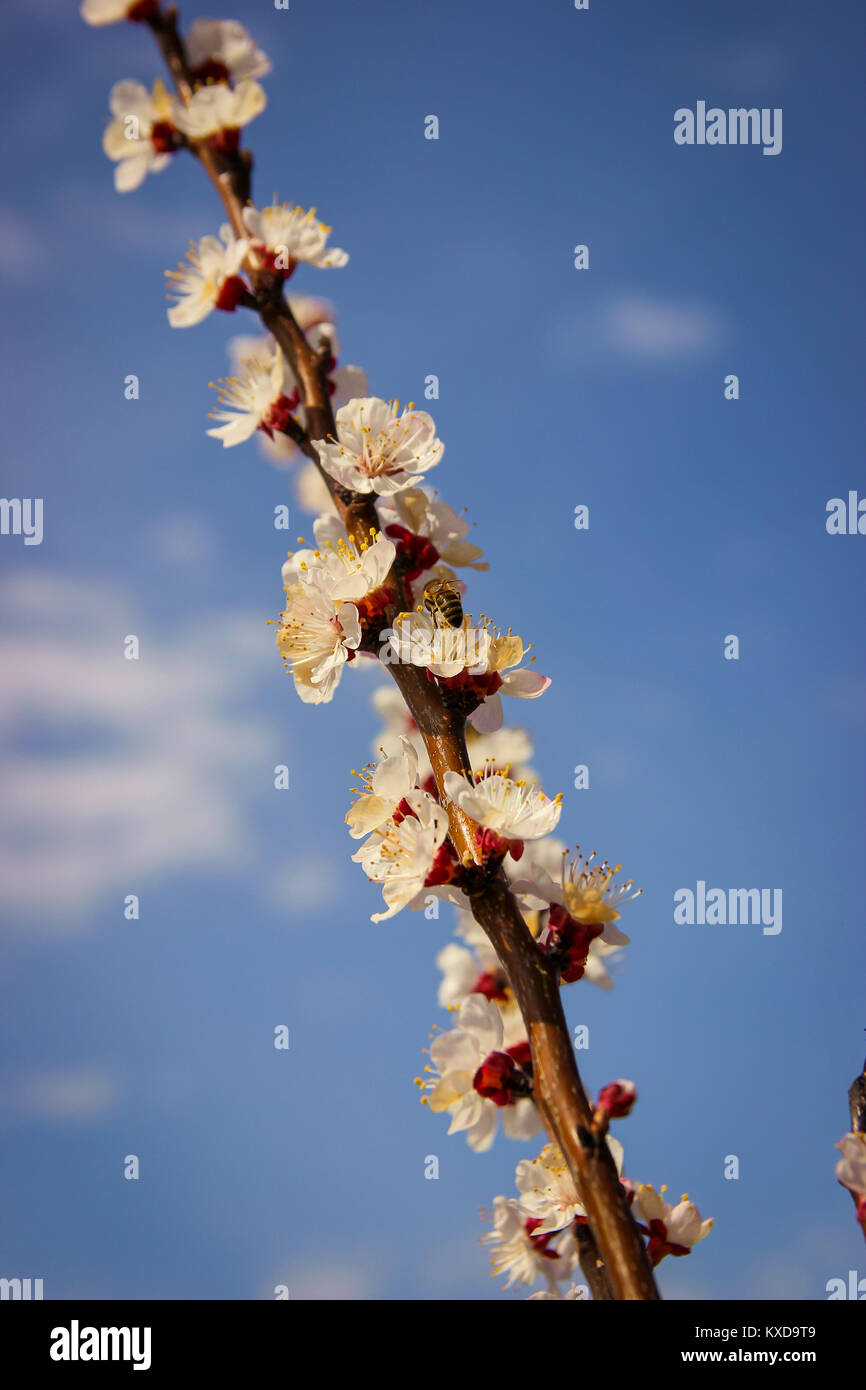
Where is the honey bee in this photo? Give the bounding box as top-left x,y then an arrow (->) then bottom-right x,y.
422,577 -> 464,629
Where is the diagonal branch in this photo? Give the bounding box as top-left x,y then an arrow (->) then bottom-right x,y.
143,6 -> 660,1300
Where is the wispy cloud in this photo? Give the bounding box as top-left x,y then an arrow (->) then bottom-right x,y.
549,292 -> 729,367
0,571 -> 275,927
259,1254 -> 386,1301
144,514 -> 220,572
1,1068 -> 118,1123
268,854 -> 344,915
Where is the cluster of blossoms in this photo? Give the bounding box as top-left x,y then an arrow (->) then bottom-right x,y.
350,678 -> 713,1291
224,303 -> 368,487
345,737 -> 563,925
83,1 -> 715,1300
95,12 -> 271,192
90,6 -> 357,478
484,1128 -> 712,1296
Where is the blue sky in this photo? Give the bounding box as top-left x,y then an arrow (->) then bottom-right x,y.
0,0 -> 863,1300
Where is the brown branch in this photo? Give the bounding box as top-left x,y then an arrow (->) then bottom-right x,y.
143,7 -> 659,1299
573,1223 -> 614,1301
470,876 -> 659,1299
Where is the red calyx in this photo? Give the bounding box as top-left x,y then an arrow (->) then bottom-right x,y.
645,1219 -> 691,1266
391,796 -> 417,826
259,390 -> 301,439
150,121 -> 179,154
214,275 -> 249,313
542,904 -> 604,984
423,840 -> 460,888
505,1040 -> 532,1070
524,1218 -> 560,1259
474,825 -> 513,864
472,1051 -> 520,1107
190,60 -> 232,85
209,127 -> 241,154
252,242 -> 297,281
596,1081 -> 636,1119
470,970 -> 508,1003
434,670 -> 502,699
354,586 -> 393,626
384,525 -> 440,583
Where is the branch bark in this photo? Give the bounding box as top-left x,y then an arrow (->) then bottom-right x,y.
469,877 -> 659,1299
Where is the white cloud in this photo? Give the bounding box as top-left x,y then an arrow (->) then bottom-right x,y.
144,515 -> 219,571
259,1254 -> 385,1300
2,1068 -> 118,1122
268,855 -> 344,915
549,293 -> 728,366
0,571 -> 275,926
602,296 -> 725,359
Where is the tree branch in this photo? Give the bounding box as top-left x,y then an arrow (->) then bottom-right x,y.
573,1223 -> 614,1300
469,876 -> 659,1299
144,7 -> 659,1300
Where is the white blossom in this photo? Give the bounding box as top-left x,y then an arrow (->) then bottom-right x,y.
483,1197 -> 578,1293
207,346 -> 295,447
435,938 -> 510,1011
275,584 -> 360,705
510,844 -> 637,949
634,1185 -> 713,1262
386,610 -> 491,679
346,738 -> 419,840
242,201 -> 349,271
376,488 -> 487,576
173,79 -> 266,142
424,995 -> 539,1153
315,398 -> 443,496
516,1138 -> 624,1236
82,0 -> 158,25
166,226 -> 249,328
102,79 -> 177,193
286,528 -> 395,606
226,319 -> 366,469
443,767 -> 562,845
466,632 -> 552,733
351,790 -> 450,922
186,19 -> 271,83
